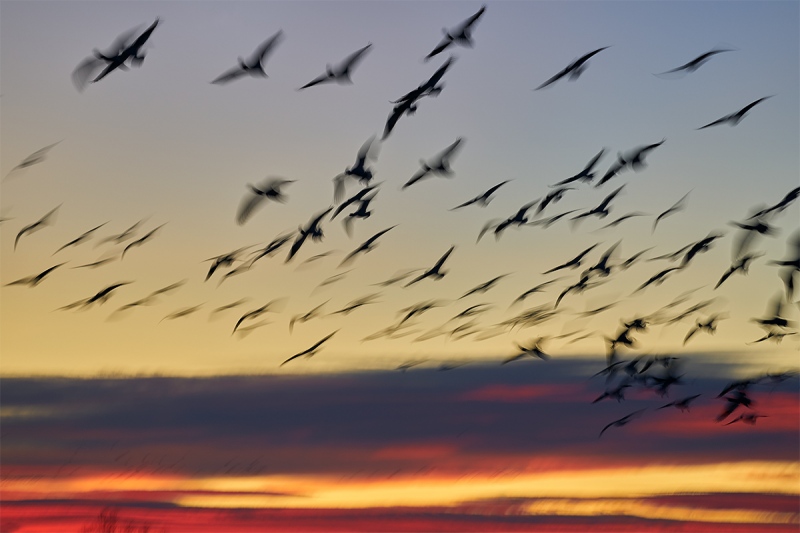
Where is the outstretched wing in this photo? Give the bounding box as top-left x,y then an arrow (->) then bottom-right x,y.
236,192 -> 265,226
211,66 -> 247,85
297,72 -> 332,90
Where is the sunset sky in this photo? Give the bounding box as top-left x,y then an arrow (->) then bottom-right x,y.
1,1 -> 798,531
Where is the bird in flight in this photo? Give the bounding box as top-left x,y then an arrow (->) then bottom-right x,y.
298,43 -> 372,90
451,180 -> 511,210
333,136 -> 379,204
237,178 -> 294,225
654,48 -> 734,77
286,207 -> 334,263
383,56 -> 455,139
54,222 -> 108,255
5,263 -> 67,288
15,205 -> 61,251
697,96 -> 773,129
599,409 -> 646,438
91,18 -> 160,83
535,47 -> 609,90
405,246 -> 456,286
653,191 -> 690,233
340,226 -> 397,267
403,138 -> 464,189
424,5 -> 486,61
281,330 -> 339,367
4,141 -> 62,181
211,31 -> 284,84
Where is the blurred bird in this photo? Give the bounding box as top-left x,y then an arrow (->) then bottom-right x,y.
403,138 -> 464,189
424,5 -> 486,61
698,96 -> 773,129
654,48 -> 734,77
211,31 -> 284,84
535,47 -> 609,90
298,43 -> 372,89
15,205 -> 61,251
237,178 -> 294,225
281,330 -> 338,366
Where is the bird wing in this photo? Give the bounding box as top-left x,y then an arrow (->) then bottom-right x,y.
451,196 -> 479,210
424,36 -> 453,61
341,43 -> 372,71
534,67 -> 568,90
298,72 -> 332,90
251,31 -> 284,65
403,167 -> 430,189
72,56 -> 106,92
697,114 -> 731,130
211,66 -> 247,85
433,246 -> 455,270
236,191 -> 265,225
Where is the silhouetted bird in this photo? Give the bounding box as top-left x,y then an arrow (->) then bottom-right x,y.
5,263 -> 67,287
405,246 -> 456,286
4,141 -> 61,181
698,96 -> 773,129
654,48 -> 734,77
281,330 -> 339,367
237,178 -> 294,225
15,205 -> 61,251
451,180 -> 511,210
535,47 -> 609,90
403,138 -> 464,189
298,43 -> 372,89
599,409 -> 646,438
211,31 -> 284,84
92,18 -> 159,83
424,5 -> 486,61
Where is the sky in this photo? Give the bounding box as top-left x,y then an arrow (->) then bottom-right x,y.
1,1 -> 799,531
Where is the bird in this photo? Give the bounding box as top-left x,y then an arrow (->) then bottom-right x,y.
599,409 -> 646,438
697,96 -> 773,129
633,266 -> 684,293
571,184 -> 626,222
383,56 -> 455,140
121,223 -> 166,259
724,413 -> 767,426
769,230 -> 800,300
683,314 -> 726,344
543,244 -> 599,275
537,187 -> 574,215
403,138 -> 464,189
405,246 -> 456,287
289,300 -> 329,333
535,47 -> 609,90
424,5 -> 486,61
333,136 -> 379,203
298,43 -> 372,89
595,212 -> 648,231
91,18 -> 160,83
716,390 -> 753,422
72,24 -> 146,91
286,207 -> 334,263
95,219 -> 146,247
494,200 -> 539,239
657,394 -> 701,412
550,149 -> 606,187
618,139 -> 666,172
237,178 -> 294,225
332,294 -> 381,315
752,293 -> 794,330
204,245 -> 256,281
53,222 -> 109,254
511,278 -> 565,306
339,226 -> 397,267
58,282 -> 132,310
211,31 -> 284,84
653,191 -> 690,233
232,299 -> 286,334
654,48 -> 734,77
458,274 -> 509,299
715,252 -> 763,290
14,205 -> 61,251
5,263 -> 67,288
332,183 -> 381,220
450,180 -> 511,210
4,141 -> 62,181
502,337 -> 550,364
280,330 -> 339,367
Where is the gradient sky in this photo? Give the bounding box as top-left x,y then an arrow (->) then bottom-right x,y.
1,1 -> 799,531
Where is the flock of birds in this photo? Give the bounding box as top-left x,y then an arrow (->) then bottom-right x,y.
4,5 -> 799,438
